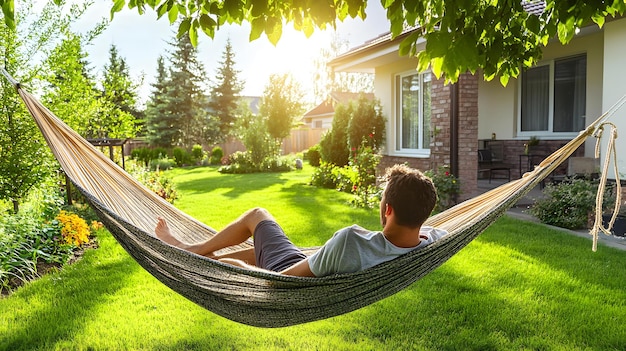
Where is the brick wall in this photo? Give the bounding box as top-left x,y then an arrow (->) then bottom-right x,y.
379,72 -> 479,202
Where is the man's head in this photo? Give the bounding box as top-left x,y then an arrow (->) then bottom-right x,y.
380,164 -> 437,229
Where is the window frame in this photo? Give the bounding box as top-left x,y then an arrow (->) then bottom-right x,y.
391,70 -> 431,157
517,53 -> 587,138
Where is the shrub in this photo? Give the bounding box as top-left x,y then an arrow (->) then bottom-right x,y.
347,96 -> 385,152
219,151 -> 258,174
320,103 -> 351,166
219,152 -> 295,174
210,146 -> 224,165
128,165 -> 178,204
130,147 -> 153,167
350,143 -> 381,208
191,145 -> 204,164
424,166 -> 461,212
149,157 -> 176,171
531,178 -> 614,230
307,144 -> 322,167
311,162 -> 342,189
172,147 -> 193,167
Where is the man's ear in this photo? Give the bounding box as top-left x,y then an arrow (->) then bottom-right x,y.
385,203 -> 393,216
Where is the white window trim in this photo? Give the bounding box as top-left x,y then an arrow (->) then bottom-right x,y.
517,56 -> 585,139
389,70 -> 431,158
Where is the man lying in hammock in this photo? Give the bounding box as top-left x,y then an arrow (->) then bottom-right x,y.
155,164 -> 447,277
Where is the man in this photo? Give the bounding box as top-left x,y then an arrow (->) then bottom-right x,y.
155,164 -> 447,277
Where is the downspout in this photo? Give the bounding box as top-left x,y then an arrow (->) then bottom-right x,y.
450,82 -> 459,203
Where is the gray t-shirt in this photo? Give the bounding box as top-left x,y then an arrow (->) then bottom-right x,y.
307,225 -> 447,277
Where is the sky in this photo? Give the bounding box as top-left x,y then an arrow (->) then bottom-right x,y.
72,1 -> 391,106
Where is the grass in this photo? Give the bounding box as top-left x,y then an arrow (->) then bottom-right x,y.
2,165 -> 626,350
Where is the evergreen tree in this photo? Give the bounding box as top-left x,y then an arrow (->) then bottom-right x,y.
145,55 -> 175,146
208,38 -> 244,139
157,34 -> 212,148
96,45 -> 139,138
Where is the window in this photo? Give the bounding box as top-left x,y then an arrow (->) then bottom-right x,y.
520,54 -> 586,135
395,71 -> 431,153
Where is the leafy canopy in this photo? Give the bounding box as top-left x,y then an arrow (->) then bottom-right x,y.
2,0 -> 626,84
107,0 -> 625,85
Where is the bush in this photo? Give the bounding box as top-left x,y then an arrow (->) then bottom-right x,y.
172,147 -> 192,167
531,178 -> 614,230
424,166 -> 461,212
210,146 -> 224,165
130,147 -> 153,167
307,144 -> 322,167
350,143 -> 381,208
219,152 -> 295,174
320,103 -> 351,166
219,151 -> 257,174
149,157 -> 176,171
128,164 -> 178,204
191,145 -> 204,165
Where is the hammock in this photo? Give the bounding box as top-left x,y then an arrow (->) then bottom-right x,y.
1,68 -> 622,328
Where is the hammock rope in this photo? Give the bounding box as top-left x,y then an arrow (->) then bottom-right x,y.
1,67 -> 622,327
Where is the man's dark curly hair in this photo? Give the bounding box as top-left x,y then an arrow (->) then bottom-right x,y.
383,164 -> 437,228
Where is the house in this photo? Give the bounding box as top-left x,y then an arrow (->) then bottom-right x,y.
302,91 -> 375,130
329,16 -> 626,200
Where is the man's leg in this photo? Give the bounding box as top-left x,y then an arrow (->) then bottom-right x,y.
155,207 -> 275,258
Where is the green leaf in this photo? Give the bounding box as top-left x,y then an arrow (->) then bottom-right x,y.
189,21 -> 198,46
425,32 -> 450,58
499,74 -> 510,87
199,13 -> 216,31
250,0 -> 267,17
265,17 -> 282,45
431,57 -> 444,79
1,0 -> 15,30
592,13 -> 605,28
249,17 -> 265,41
416,51 -> 431,73
156,2 -> 168,19
526,15 -> 541,35
300,17 -> 315,38
111,0 -> 125,17
177,18 -> 191,38
167,4 -> 178,23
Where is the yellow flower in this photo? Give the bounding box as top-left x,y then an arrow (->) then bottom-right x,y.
56,210 -> 91,247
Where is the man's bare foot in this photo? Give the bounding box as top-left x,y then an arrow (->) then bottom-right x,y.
155,217 -> 184,247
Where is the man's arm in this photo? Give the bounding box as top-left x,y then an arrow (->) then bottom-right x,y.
280,258 -> 315,277
219,257 -> 315,277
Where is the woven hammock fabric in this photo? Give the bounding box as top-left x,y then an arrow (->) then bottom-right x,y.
2,68 -> 620,327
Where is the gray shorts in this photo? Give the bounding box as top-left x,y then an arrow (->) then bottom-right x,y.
254,220 -> 306,272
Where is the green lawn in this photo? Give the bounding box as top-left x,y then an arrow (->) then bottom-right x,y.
2,166 -> 626,351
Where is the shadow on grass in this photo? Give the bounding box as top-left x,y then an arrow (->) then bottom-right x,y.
0,239 -> 140,351
173,172 -> 285,199
277,181 -> 378,245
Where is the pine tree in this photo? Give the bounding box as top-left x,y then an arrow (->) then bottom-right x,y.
156,34 -> 212,148
97,45 -> 139,138
208,38 -> 244,140
145,56 -> 175,146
